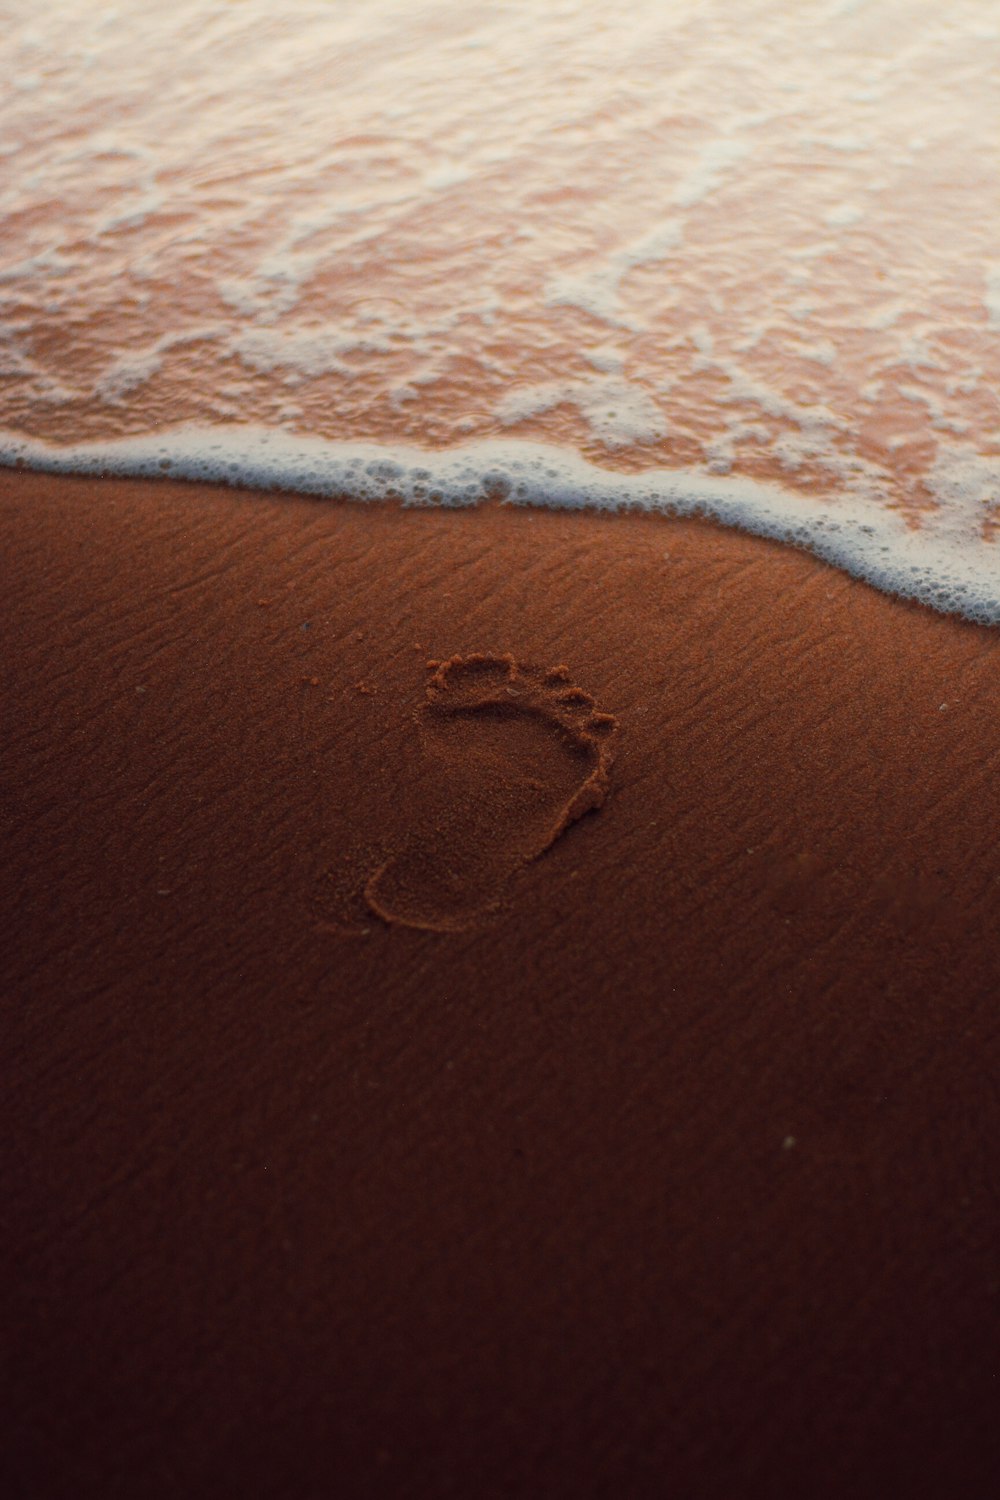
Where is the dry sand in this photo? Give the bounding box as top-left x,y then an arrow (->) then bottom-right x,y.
3,469 -> 999,1497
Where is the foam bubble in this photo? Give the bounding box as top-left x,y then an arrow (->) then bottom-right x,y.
672,137 -> 751,209
496,378 -> 668,449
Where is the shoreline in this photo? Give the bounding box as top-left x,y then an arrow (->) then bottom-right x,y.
4,467 -> 999,1497
4,427 -> 999,625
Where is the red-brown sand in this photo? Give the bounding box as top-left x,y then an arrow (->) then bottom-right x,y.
3,469 -> 999,1499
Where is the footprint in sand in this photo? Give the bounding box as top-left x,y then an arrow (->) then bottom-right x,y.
363,653 -> 618,932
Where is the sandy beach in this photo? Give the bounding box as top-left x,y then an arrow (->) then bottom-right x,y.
5,0 -> 1000,1492
3,468 -> 998,1497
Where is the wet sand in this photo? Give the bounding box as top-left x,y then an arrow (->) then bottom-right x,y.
3,468 -> 999,1498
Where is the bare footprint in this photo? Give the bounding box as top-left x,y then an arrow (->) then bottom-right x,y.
363,653 -> 618,932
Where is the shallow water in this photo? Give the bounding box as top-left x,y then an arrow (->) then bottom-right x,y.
2,0 -> 999,617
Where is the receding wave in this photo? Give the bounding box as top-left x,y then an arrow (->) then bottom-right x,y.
2,0 -> 999,621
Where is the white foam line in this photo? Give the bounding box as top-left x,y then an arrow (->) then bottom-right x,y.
2,425 -> 997,624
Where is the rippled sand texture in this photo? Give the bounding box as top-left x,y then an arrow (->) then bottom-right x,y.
2,0 -> 999,533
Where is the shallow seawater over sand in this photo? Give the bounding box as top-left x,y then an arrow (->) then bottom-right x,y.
2,0 -> 999,616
